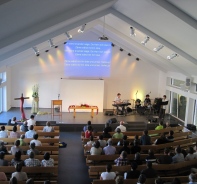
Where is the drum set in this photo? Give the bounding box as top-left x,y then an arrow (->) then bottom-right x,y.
131,99 -> 153,115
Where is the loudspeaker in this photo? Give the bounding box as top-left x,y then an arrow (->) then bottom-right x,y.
187,124 -> 196,130
107,118 -> 117,124
105,111 -> 114,116
186,78 -> 191,87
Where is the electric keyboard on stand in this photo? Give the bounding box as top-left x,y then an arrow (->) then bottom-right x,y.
112,102 -> 131,116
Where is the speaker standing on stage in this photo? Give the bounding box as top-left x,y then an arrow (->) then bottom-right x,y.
159,95 -> 168,119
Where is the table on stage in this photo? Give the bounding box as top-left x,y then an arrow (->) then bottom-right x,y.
68,105 -> 98,118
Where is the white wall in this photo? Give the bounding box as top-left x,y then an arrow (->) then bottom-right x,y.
8,32 -> 164,111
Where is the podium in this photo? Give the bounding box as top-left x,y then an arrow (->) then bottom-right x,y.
51,100 -> 62,119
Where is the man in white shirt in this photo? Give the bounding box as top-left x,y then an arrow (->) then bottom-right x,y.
27,115 -> 36,128
30,133 -> 42,146
25,125 -> 36,138
115,121 -> 126,132
159,95 -> 168,119
0,126 -> 8,138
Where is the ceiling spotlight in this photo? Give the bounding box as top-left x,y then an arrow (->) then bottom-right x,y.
64,42 -> 67,45
65,32 -> 72,40
45,49 -> 49,53
130,27 -> 136,37
136,58 -> 139,61
128,53 -> 131,56
32,47 -> 40,56
120,48 -> 123,52
48,39 -> 55,47
167,53 -> 178,60
78,24 -> 86,33
99,35 -> 108,40
111,43 -> 115,47
141,36 -> 150,46
153,44 -> 164,52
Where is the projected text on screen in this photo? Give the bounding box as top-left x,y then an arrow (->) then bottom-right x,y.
64,41 -> 112,78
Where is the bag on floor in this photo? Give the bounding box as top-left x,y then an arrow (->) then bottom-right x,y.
59,142 -> 67,148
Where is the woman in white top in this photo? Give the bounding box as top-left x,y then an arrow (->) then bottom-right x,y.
30,133 -> 42,146
185,147 -> 196,161
41,152 -> 54,167
11,163 -> 28,181
43,122 -> 54,132
90,141 -> 102,155
100,164 -> 116,180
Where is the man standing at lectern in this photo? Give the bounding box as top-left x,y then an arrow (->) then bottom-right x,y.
159,95 -> 168,119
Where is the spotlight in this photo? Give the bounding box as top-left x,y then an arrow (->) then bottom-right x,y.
167,53 -> 178,60
54,46 -> 58,48
45,50 -> 49,52
78,24 -> 86,33
65,32 -> 72,40
141,36 -> 150,46
153,45 -> 164,52
111,43 -> 115,47
64,42 -> 67,45
99,35 -> 108,40
32,47 -> 40,56
136,58 -> 139,61
128,53 -> 131,56
120,48 -> 123,52
48,39 -> 55,47
130,27 -> 136,37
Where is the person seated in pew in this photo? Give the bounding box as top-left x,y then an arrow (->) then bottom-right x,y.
112,128 -> 124,139
11,151 -> 25,166
0,151 -> 9,166
100,163 -> 116,180
44,180 -> 51,184
157,148 -> 172,164
0,141 -> 8,154
172,146 -> 184,163
85,135 -> 95,147
132,152 -> 143,165
119,140 -> 130,154
104,122 -> 112,133
0,126 -> 8,138
0,172 -> 7,181
189,173 -> 197,184
10,140 -> 23,155
11,163 -> 28,181
114,151 -> 129,166
141,161 -> 157,178
124,161 -> 140,179
98,135 -> 107,147
85,126 -> 93,139
154,133 -> 168,145
117,135 -> 129,146
140,130 -> 151,145
90,141 -> 102,155
165,122 -> 171,128
115,175 -> 124,184
102,128 -> 112,138
145,149 -> 156,163
25,125 -> 36,138
10,117 -> 18,126
9,125 -> 20,138
130,140 -> 141,154
20,121 -> 28,132
155,121 -> 164,130
30,133 -> 42,146
27,142 -> 39,156
103,139 -> 116,155
137,174 -> 146,184
26,178 -> 34,184
41,152 -> 54,167
185,147 -> 197,161
24,151 -> 41,167
131,135 -> 141,146
171,178 -> 181,184
166,130 -> 174,142
27,115 -> 36,129
18,134 -> 27,146
155,177 -> 164,184
9,176 -> 17,184
115,121 -> 127,133
43,121 -> 54,133
83,120 -> 93,132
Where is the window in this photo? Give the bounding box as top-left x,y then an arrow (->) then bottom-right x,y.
172,79 -> 185,87
194,101 -> 197,125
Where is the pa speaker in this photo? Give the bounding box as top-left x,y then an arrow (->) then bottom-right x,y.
107,118 -> 117,124
186,78 -> 191,87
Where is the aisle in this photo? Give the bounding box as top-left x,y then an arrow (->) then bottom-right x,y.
58,132 -> 92,184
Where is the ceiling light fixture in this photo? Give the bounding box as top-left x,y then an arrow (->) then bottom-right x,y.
130,27 -> 136,37
78,24 -> 86,33
141,36 -> 150,46
65,32 -> 72,40
99,16 -> 108,40
128,53 -> 131,56
32,47 -> 40,56
111,43 -> 115,47
120,48 -> 123,52
136,58 -> 139,61
153,44 -> 164,52
167,53 -> 178,60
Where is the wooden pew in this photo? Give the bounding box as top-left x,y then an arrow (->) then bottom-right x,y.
82,131 -> 192,144
89,159 -> 197,178
81,126 -> 184,138
86,154 -> 163,166
1,182 -> 57,184
0,138 -> 59,144
6,131 -> 60,137
92,176 -> 189,184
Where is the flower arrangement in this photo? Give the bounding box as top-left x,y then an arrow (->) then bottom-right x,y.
32,84 -> 39,98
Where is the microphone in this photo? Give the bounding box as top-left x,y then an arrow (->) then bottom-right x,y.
58,94 -> 60,99
136,90 -> 138,95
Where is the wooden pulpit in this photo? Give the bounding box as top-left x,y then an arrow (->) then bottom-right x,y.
51,100 -> 62,119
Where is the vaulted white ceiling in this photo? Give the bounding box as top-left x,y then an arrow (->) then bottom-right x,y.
0,0 -> 196,77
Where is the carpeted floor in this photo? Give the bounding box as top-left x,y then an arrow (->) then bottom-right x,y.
58,132 -> 92,184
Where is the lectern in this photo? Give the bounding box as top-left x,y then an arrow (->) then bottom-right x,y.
51,100 -> 62,119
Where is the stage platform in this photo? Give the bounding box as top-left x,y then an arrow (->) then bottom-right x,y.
0,108 -> 182,132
